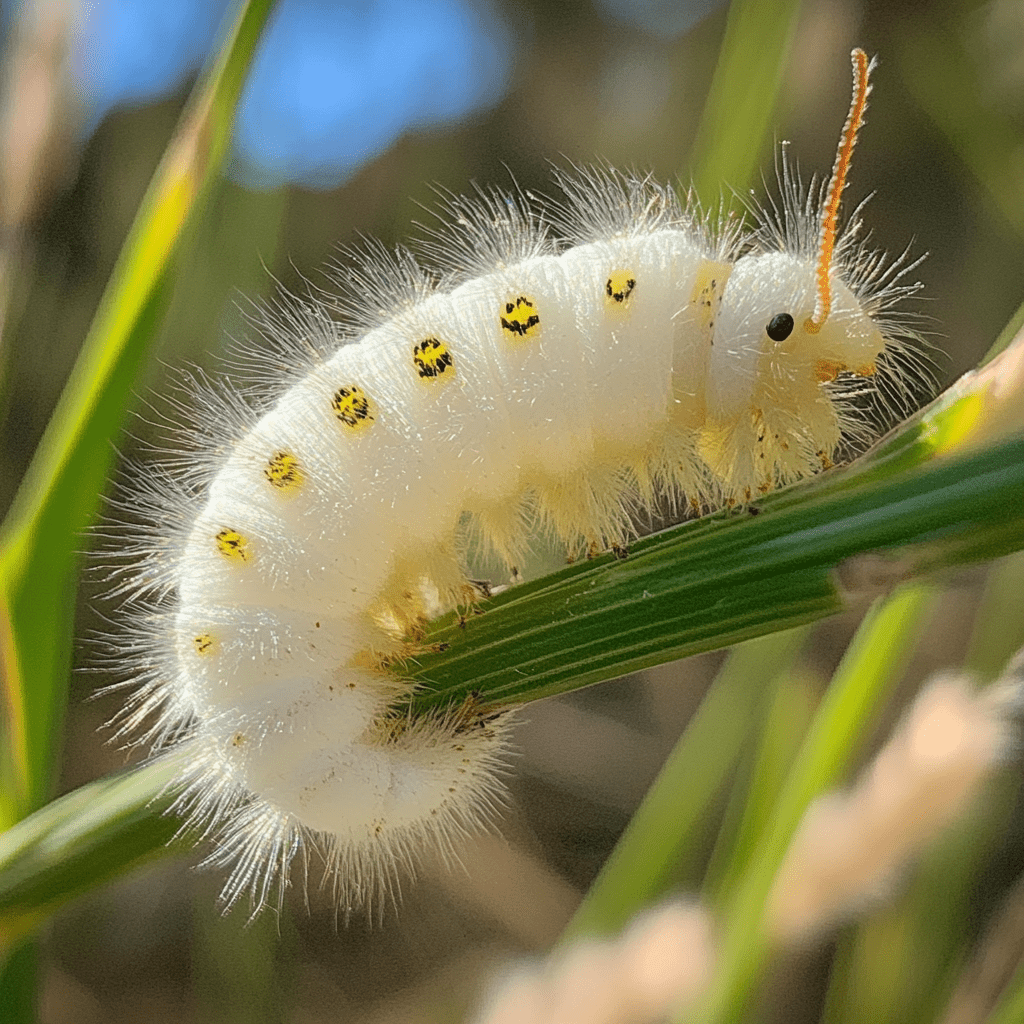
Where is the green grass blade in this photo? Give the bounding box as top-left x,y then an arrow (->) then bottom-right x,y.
0,759 -> 184,946
693,583 -> 940,1024
986,956 -> 1024,1024
690,0 -> 802,201
701,662 -> 817,900
406,430 -> 1024,713
0,0 -> 278,821
0,940 -> 36,1023
561,627 -> 810,942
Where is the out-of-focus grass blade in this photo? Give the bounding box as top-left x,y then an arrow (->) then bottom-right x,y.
690,0 -> 802,201
693,583 -> 940,1024
561,627 -> 810,942
900,17 -> 1024,242
0,759 -> 184,946
0,0 -> 277,824
984,937 -> 1024,1024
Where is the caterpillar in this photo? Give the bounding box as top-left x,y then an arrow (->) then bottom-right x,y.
107,49 -> 923,915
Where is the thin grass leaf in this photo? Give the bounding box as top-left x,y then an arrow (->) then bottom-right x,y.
690,0 -> 802,201
561,627 -> 810,942
692,583 -> 940,1024
0,759 -> 184,946
0,0 -> 277,823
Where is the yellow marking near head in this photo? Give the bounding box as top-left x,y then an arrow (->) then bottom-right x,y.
216,528 -> 250,563
500,295 -> 540,339
855,362 -> 877,377
605,271 -> 636,307
413,337 -> 454,379
193,633 -> 218,656
689,260 -> 733,343
264,450 -> 303,490
814,358 -> 848,383
332,385 -> 375,429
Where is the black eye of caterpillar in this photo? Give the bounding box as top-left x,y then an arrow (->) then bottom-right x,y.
766,312 -> 795,341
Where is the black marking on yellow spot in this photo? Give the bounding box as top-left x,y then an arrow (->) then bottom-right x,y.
413,337 -> 454,379
193,633 -> 217,656
500,295 -> 540,338
332,385 -> 375,429
264,450 -> 302,490
216,528 -> 249,563
605,271 -> 636,306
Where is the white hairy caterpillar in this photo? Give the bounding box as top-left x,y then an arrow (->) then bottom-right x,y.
108,49 -> 923,914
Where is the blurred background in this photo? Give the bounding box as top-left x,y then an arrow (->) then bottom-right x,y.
0,0 -> 1022,1020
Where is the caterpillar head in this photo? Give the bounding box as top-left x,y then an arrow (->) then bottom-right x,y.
715,248 -> 885,392
701,49 -> 897,494
709,48 -> 882,410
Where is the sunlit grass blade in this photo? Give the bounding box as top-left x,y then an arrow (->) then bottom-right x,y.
0,4 -> 276,1013
0,0 -> 278,823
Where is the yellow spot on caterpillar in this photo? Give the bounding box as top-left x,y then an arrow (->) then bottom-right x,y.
818,450 -> 835,470
814,359 -> 848,383
500,295 -> 540,339
193,633 -> 217,656
855,362 -> 877,377
332,385 -> 375,429
605,270 -> 636,306
264,450 -> 302,490
689,260 -> 732,344
216,528 -> 250,563
413,337 -> 454,379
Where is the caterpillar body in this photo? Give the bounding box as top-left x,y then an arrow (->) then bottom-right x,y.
111,50 -> 921,913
